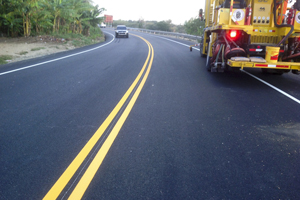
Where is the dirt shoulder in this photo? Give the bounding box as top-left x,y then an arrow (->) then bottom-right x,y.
0,34 -> 104,64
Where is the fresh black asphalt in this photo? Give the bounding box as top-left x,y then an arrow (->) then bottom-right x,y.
0,29 -> 299,199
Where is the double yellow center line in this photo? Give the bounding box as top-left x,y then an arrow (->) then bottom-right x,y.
43,35 -> 154,200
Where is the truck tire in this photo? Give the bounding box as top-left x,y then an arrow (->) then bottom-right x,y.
200,36 -> 206,58
206,57 -> 212,72
115,33 -> 118,38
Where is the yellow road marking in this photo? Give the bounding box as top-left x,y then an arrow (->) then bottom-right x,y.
68,37 -> 154,199
43,35 -> 152,200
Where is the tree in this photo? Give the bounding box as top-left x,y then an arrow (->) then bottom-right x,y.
82,5 -> 105,36
138,18 -> 144,28
31,1 -> 52,34
156,20 -> 172,32
17,0 -> 40,37
174,25 -> 186,33
44,0 -> 68,33
145,21 -> 157,30
67,0 -> 92,34
0,0 -> 23,36
184,17 -> 205,36
88,5 -> 105,27
0,0 -> 104,37
1,12 -> 22,37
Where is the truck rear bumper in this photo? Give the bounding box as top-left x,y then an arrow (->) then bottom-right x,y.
227,60 -> 300,71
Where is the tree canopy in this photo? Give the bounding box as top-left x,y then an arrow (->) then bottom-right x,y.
184,17 -> 205,36
113,19 -> 186,33
0,0 -> 105,37
112,18 -> 204,35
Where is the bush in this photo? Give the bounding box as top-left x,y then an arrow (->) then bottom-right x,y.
0,55 -> 13,65
184,17 -> 205,36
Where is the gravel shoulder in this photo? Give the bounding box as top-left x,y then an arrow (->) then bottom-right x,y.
0,34 -> 104,64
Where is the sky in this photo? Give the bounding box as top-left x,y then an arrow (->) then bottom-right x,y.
92,0 -> 205,25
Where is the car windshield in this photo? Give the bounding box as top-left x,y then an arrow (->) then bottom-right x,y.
117,27 -> 126,30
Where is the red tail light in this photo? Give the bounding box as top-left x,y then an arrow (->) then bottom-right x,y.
230,30 -> 237,38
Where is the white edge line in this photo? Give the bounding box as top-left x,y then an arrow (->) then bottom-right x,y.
154,34 -> 300,105
0,31 -> 115,76
153,36 -> 200,51
149,34 -> 300,105
241,69 -> 300,104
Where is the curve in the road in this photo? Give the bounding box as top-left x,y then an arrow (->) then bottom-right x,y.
43,34 -> 154,200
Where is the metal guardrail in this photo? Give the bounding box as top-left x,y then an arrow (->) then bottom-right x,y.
128,28 -> 202,41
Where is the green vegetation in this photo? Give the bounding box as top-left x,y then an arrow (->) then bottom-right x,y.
112,17 -> 203,35
113,19 -> 186,33
19,51 -> 28,55
146,20 -> 173,32
0,55 -> 13,64
0,0 -> 105,37
31,47 -> 45,51
184,17 -> 205,37
0,0 -> 203,38
50,26 -> 104,47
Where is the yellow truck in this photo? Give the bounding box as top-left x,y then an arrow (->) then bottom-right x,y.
199,0 -> 300,75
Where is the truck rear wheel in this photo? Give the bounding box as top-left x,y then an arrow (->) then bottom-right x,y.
200,35 -> 206,58
206,57 -> 212,72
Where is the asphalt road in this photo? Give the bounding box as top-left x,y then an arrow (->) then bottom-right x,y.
0,29 -> 300,200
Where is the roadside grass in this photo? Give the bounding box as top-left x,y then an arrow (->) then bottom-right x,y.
19,51 -> 28,55
0,55 -> 13,65
31,47 -> 45,51
51,27 -> 104,47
